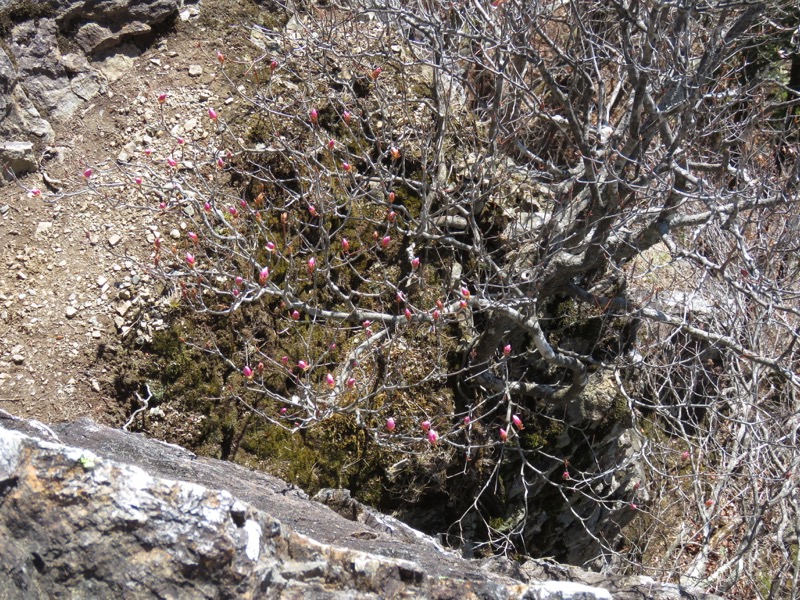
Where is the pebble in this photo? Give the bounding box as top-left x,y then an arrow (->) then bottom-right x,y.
97,275 -> 108,287
170,229 -> 180,239
65,306 -> 78,319
12,355 -> 25,365
36,222 -> 53,235
188,64 -> 203,77
108,234 -> 121,247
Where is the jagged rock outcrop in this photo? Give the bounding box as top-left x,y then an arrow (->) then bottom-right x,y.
0,0 -> 179,171
0,411 -> 722,599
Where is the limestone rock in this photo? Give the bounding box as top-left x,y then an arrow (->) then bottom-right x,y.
0,141 -> 37,179
0,413 -> 722,600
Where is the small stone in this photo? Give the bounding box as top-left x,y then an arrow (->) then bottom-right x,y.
118,289 -> 131,300
92,331 -> 102,340
169,229 -> 180,239
114,316 -> 125,330
91,379 -> 101,391
97,275 -> 108,287
36,222 -> 53,235
188,64 -> 203,77
184,118 -> 198,132
116,301 -> 131,317
224,97 -> 234,105
150,58 -> 161,66
12,355 -> 25,365
65,306 -> 78,319
17,272 -> 27,280
108,234 -> 121,247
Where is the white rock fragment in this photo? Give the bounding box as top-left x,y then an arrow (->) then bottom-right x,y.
108,234 -> 121,247
188,64 -> 203,77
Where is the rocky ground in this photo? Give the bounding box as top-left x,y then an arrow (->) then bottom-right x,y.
0,0 -> 259,425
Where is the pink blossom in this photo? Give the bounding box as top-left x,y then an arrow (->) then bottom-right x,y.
242,365 -> 253,379
257,362 -> 264,373
217,51 -> 225,64
681,451 -> 690,461
307,257 -> 316,274
705,499 -> 714,508
436,299 -> 444,309
342,110 -> 351,124
342,162 -> 352,172
341,238 -> 350,253
499,428 -> 508,442
459,299 -> 468,310
308,205 -> 318,217
405,308 -> 412,322
188,232 -> 198,243
235,276 -> 244,286
239,199 -> 247,209
346,377 -> 356,388
386,417 -> 396,432
461,287 -> 471,298
280,407 -> 288,415
432,309 -> 441,321
463,416 -> 470,426
562,470 -> 570,480
363,321 -> 371,329
388,191 -> 395,202
229,207 -> 238,217
281,356 -> 289,365
309,108 -> 318,124
291,310 -> 300,320
328,139 -> 336,150
177,137 -> 185,145
387,210 -> 396,222
427,429 -> 438,444
629,502 -> 637,510
381,236 -> 391,248
421,420 -> 431,432
30,188 -> 41,197
512,414 -> 524,430
266,241 -> 276,252
326,373 -> 335,387
167,157 -> 177,168
186,253 -> 195,266
390,146 -> 400,160
208,107 -> 218,121
270,60 -> 278,71
411,257 -> 420,270
134,177 -> 142,186
203,202 -> 212,212
259,267 -> 270,284
83,168 -> 93,179
158,93 -> 167,104
144,148 -> 153,156
217,157 -> 225,168
159,202 -> 167,210
297,360 -> 309,370
371,66 -> 382,80
503,344 -> 512,356
232,288 -> 240,297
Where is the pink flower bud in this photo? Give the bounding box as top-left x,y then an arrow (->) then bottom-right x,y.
371,66 -> 382,80
243,365 -> 253,378
346,377 -> 356,388
396,291 -> 406,303
217,51 -> 225,64
503,344 -> 512,356
341,238 -> 350,253
705,499 -> 714,508
83,168 -> 93,179
177,137 -> 185,146
204,202 -> 212,212
499,427 -> 508,441
342,110 -> 351,124
404,308 -> 412,322
167,157 -> 177,168
235,276 -> 244,286
159,202 -> 167,210
381,236 -> 391,248
291,310 -> 300,320
144,148 -> 153,156
461,287 -> 471,298
158,93 -> 167,104
459,300 -> 468,310
562,470 -> 570,480
232,288 -> 240,297
280,407 -> 288,415
411,257 -> 420,269
363,321 -> 371,328
388,191 -> 395,203
30,188 -> 41,197
188,232 -> 198,243
281,356 -> 289,365
681,451 -> 690,461
390,146 -> 400,160
186,253 -> 195,266
266,241 -> 276,251
387,210 -> 396,222
270,60 -> 278,71
342,162 -> 352,172
154,238 -> 161,249
512,414 -> 523,430
307,256 -> 316,274
629,502 -> 637,510
239,199 -> 247,209
427,429 -> 438,444
432,309 -> 441,321
297,360 -> 309,370
463,416 -> 470,425
259,267 -> 270,283
308,205 -> 318,217
386,417 -> 396,432
421,420 -> 431,432
257,362 -> 264,373
309,108 -> 318,124
217,157 -> 225,168
326,373 -> 335,387
328,139 -> 336,150
208,108 -> 218,121
134,177 -> 142,186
